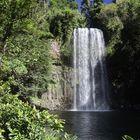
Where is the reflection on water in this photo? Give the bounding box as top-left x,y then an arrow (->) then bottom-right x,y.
54,111 -> 140,140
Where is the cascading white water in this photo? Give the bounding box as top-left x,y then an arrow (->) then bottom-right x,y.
73,28 -> 109,111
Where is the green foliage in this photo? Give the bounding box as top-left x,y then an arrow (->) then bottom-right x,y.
0,0 -> 85,98
0,0 -> 36,43
0,0 -> 52,98
0,93 -> 76,140
47,0 -> 85,66
122,135 -> 135,140
48,0 -> 85,41
0,0 -> 83,139
0,66 -> 76,140
81,0 -> 103,27
101,0 -> 140,106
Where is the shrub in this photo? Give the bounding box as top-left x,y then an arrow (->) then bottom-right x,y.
0,94 -> 76,140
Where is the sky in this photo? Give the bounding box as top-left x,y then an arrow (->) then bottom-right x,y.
76,0 -> 112,5
76,0 -> 112,11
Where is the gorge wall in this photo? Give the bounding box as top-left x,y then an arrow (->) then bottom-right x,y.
41,66 -> 73,110
33,40 -> 73,110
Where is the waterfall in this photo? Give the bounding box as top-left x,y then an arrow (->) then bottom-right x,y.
73,28 -> 109,111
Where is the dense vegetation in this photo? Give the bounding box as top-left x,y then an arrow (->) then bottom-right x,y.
0,0 -> 84,139
0,0 -> 84,99
0,94 -> 77,140
0,0 -> 140,139
81,0 -> 140,109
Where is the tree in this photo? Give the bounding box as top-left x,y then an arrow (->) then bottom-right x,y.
81,0 -> 103,27
96,0 -> 140,107
0,0 -> 85,99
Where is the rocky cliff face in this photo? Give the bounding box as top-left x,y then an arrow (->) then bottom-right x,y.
41,66 -> 73,110
33,40 -> 73,110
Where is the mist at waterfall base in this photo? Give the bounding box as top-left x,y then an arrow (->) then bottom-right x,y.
73,28 -> 109,111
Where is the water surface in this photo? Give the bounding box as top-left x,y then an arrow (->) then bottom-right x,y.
55,111 -> 140,140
